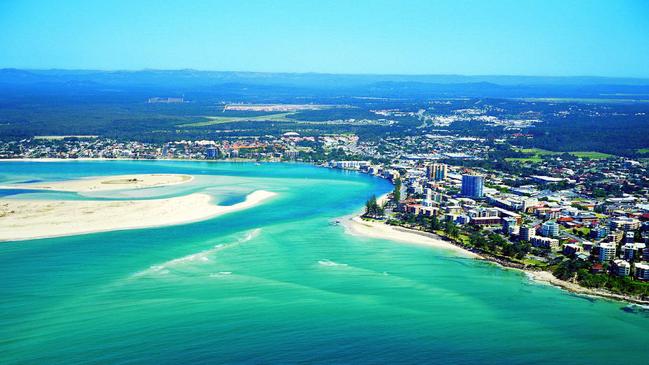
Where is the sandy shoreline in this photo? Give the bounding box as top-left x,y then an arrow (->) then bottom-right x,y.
343,192 -> 479,258
343,213 -> 649,305
343,216 -> 480,258
4,174 -> 193,192
523,270 -> 649,305
0,190 -> 276,242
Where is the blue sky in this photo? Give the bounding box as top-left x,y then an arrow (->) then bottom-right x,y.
1,0 -> 648,77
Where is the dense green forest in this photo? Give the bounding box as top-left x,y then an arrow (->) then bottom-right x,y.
517,113 -> 649,156
1,72 -> 648,156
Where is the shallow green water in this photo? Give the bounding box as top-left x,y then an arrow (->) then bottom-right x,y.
1,161 -> 648,364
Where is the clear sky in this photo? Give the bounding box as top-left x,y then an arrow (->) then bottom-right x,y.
1,0 -> 648,77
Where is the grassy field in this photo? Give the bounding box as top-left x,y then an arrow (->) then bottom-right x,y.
506,148 -> 613,163
637,148 -> 649,154
523,258 -> 548,267
569,151 -> 614,159
178,113 -> 295,127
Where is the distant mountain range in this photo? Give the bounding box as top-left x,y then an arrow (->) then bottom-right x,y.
2,68 -> 649,99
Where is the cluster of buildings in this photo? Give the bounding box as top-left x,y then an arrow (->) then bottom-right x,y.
0,133 -> 321,161
4,107 -> 649,286
329,153 -> 649,282
0,138 -> 162,159
418,106 -> 541,130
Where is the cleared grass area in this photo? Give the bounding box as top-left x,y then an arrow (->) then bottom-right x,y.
569,151 -> 613,159
506,148 -> 613,163
178,113 -> 295,127
505,157 -> 543,163
523,258 -> 548,267
571,226 -> 591,236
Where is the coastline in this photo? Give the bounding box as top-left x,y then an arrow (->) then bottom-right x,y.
7,158 -> 646,305
1,157 -> 261,163
343,215 -> 480,258
344,211 -> 649,306
0,190 -> 277,242
523,270 -> 649,305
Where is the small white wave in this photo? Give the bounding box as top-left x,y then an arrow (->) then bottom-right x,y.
209,271 -> 233,277
318,259 -> 348,267
134,228 -> 261,277
242,228 -> 261,242
627,303 -> 649,310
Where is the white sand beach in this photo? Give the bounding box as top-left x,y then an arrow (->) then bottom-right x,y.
343,216 -> 480,258
0,190 -> 276,241
8,174 -> 193,192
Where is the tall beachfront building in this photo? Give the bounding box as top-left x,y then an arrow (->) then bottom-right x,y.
427,163 -> 448,181
461,174 -> 484,198
598,241 -> 617,262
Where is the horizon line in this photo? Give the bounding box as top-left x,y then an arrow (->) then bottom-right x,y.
2,67 -> 649,81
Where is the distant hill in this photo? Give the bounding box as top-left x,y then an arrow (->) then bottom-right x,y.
2,69 -> 649,99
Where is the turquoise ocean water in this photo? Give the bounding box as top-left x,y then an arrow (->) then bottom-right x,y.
0,160 -> 648,364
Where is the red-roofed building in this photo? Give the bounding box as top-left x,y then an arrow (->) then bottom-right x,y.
591,263 -> 604,274
557,217 -> 573,223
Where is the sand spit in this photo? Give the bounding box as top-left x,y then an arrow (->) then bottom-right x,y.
7,174 -> 193,192
0,190 -> 276,242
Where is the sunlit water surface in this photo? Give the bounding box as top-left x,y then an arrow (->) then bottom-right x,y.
1,160 -> 648,364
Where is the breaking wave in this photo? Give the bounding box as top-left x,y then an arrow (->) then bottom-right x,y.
209,271 -> 233,278
318,259 -> 348,267
134,228 -> 261,277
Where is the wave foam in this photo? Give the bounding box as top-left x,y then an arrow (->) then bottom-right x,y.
134,228 -> 261,277
318,259 -> 348,267
209,271 -> 233,277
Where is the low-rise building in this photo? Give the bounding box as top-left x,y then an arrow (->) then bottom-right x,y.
331,160 -> 370,170
634,263 -> 649,280
530,236 -> 559,250
590,226 -> 609,240
612,259 -> 631,277
502,217 -> 519,235
469,216 -> 502,226
609,217 -> 640,231
563,243 -> 582,256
